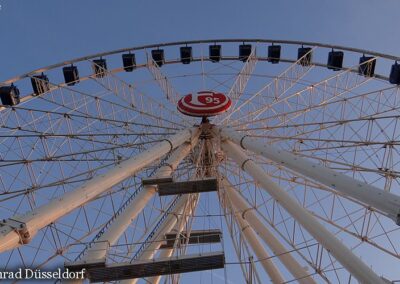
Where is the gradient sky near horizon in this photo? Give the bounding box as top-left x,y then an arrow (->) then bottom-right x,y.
0,1 -> 400,283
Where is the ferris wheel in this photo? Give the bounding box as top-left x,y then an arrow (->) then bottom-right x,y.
0,39 -> 400,284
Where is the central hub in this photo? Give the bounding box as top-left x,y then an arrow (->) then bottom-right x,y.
177,91 -> 231,117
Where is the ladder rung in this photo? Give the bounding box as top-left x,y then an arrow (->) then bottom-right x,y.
142,177 -> 173,186
160,229 -> 222,249
64,259 -> 106,272
158,178 -> 218,196
86,252 -> 225,282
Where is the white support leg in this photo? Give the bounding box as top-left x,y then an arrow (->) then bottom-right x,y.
223,188 -> 285,284
146,193 -> 199,284
0,127 -> 200,253
220,139 -> 385,284
83,135 -> 199,262
220,127 -> 400,225
120,193 -> 198,284
221,179 -> 316,284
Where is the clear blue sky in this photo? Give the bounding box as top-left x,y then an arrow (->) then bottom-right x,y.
0,0 -> 399,82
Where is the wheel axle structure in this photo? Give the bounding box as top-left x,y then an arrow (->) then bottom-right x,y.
0,39 -> 400,283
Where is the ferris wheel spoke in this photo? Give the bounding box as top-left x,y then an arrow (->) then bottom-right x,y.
241,112 -> 400,134
221,47 -> 315,125
1,40 -> 399,282
26,220 -> 107,271
233,82 -> 397,135
219,191 -> 263,283
0,140 -> 161,199
232,58 -> 374,128
0,97 -> 178,168
10,104 -> 180,131
220,128 -> 400,225
221,138 -> 388,283
0,140 -> 156,171
0,131 -> 174,138
220,164 -> 331,282
245,134 -> 400,151
146,55 -> 181,105
39,76 -> 185,131
294,151 -> 400,178
80,139 -> 199,263
234,115 -> 398,192
88,73 -> 186,129
0,105 -> 178,166
23,158 -> 154,206
256,128 -> 398,180
221,184 -> 286,283
224,153 -> 400,262
203,71 -> 244,94
226,165 -> 384,282
215,46 -> 258,124
221,178 -> 317,283
0,136 -> 169,164
0,92 -> 183,193
90,60 -> 185,122
221,164 -> 321,273
0,127 -> 198,254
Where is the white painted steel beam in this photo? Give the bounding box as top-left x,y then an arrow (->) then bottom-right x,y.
220,139 -> 385,284
83,136 -> 199,262
220,127 -> 400,225
227,48 -> 258,101
224,187 -> 285,284
214,47 -> 257,125
221,48 -> 314,125
0,127 -> 200,253
222,179 -> 316,284
120,194 -> 198,284
147,58 -> 180,104
146,193 -> 199,284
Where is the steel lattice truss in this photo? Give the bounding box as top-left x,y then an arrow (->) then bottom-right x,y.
0,39 -> 399,284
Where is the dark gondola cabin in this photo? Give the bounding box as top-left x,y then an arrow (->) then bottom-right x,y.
180,46 -> 192,64
63,65 -> 80,86
327,51 -> 344,71
389,62 -> 400,84
268,45 -> 281,64
209,45 -> 221,62
239,44 -> 252,62
92,59 -> 107,78
31,73 -> 50,95
151,49 -> 165,67
358,56 -> 376,77
0,85 -> 20,106
298,47 -> 312,66
122,53 -> 136,72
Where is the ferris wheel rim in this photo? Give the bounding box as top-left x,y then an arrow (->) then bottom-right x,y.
0,38 -> 399,283
1,38 -> 399,87
1,38 -> 397,113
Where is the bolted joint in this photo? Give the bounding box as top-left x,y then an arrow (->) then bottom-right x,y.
0,218 -> 32,245
241,208 -> 253,220
240,158 -> 252,171
161,162 -> 174,172
239,135 -> 249,149
240,223 -> 251,233
162,138 -> 174,152
214,127 -> 227,142
188,127 -> 201,146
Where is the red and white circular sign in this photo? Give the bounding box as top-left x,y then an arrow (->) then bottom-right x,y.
177,91 -> 232,117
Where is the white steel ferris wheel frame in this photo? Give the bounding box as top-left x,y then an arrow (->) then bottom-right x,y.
0,39 -> 400,284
